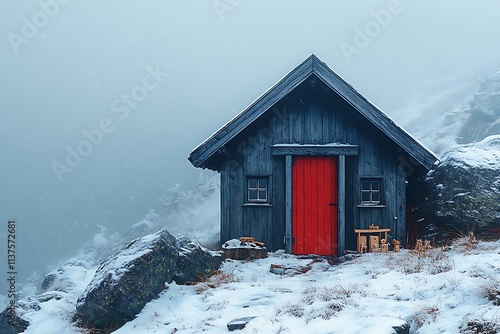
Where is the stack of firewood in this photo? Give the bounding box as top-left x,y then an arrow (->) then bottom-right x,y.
239,237 -> 265,247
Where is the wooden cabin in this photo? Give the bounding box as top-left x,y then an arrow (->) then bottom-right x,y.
189,55 -> 438,255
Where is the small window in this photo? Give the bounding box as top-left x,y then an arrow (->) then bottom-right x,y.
247,177 -> 268,202
360,178 -> 382,205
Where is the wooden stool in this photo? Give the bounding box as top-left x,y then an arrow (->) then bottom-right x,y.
369,236 -> 380,253
416,239 -> 423,252
392,239 -> 401,253
357,236 -> 367,254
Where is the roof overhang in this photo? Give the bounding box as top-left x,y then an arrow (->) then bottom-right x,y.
189,54 -> 439,172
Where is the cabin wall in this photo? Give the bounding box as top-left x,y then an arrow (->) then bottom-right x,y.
221,81 -> 407,251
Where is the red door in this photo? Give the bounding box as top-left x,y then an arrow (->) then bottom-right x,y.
292,156 -> 338,255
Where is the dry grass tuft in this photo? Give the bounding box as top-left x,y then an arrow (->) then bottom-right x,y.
482,278 -> 500,306
387,245 -> 453,275
452,232 -> 480,253
194,270 -> 239,293
410,303 -> 439,329
277,302 -> 305,318
460,320 -> 500,334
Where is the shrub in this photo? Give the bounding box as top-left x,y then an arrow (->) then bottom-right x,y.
387,247 -> 453,275
482,279 -> 500,306
410,304 -> 439,329
281,303 -> 305,318
460,321 -> 500,334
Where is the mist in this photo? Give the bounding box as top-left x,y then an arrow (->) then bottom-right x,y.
1,0 -> 500,285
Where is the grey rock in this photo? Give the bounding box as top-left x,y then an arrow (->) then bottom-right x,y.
458,71 -> 500,143
76,229 -> 224,332
0,307 -> 29,334
270,264 -> 286,275
0,296 -> 48,334
414,138 -> 500,241
173,236 -> 224,284
76,229 -> 179,332
393,322 -> 410,334
227,316 -> 257,331
42,257 -> 94,293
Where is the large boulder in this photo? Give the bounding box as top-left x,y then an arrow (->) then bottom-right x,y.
417,136 -> 500,239
76,229 -> 223,332
76,229 -> 179,331
173,236 -> 225,284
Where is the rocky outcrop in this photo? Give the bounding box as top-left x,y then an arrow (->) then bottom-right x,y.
0,293 -> 64,334
42,258 -> 94,293
173,236 -> 225,284
76,229 -> 179,331
227,316 -> 257,331
0,308 -> 29,334
416,136 -> 500,240
76,229 -> 223,332
458,71 -> 500,143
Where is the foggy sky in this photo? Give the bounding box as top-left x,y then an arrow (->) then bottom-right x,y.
1,0 -> 500,285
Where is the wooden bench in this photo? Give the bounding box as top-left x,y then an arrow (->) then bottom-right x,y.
355,228 -> 390,253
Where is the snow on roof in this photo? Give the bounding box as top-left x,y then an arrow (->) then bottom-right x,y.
189,54 -> 438,171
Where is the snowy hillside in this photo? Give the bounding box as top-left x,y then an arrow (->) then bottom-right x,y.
12,237 -> 500,333
396,69 -> 500,155
4,67 -> 500,334
441,135 -> 500,170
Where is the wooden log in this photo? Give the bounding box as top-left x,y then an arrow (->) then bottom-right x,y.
224,248 -> 268,260
239,237 -> 255,243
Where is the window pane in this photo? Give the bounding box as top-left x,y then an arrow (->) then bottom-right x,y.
248,190 -> 258,200
371,181 -> 380,191
361,181 -> 370,191
258,190 -> 267,200
361,192 -> 370,202
372,192 -> 380,202
248,179 -> 257,189
258,179 -> 267,189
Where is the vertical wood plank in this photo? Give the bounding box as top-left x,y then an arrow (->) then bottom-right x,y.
285,155 -> 292,253
220,159 -> 230,244
338,155 -> 346,255
396,164 -> 407,246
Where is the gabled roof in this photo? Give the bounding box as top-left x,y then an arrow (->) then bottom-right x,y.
189,54 -> 438,171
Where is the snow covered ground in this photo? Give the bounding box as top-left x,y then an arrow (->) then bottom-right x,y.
17,237 -> 500,334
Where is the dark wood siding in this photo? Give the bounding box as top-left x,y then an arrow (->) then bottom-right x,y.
221,80 -> 409,251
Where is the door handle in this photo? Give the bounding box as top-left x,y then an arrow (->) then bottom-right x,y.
329,203 -> 337,207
